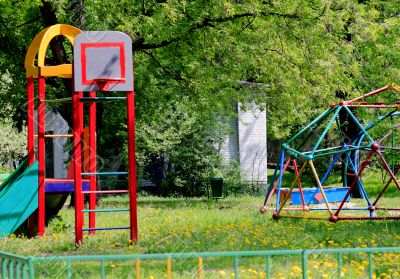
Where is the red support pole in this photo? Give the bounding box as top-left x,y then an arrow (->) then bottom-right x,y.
73,90 -> 84,244
292,160 -> 307,209
334,150 -> 375,217
372,165 -> 400,206
346,105 -> 398,109
37,75 -> 46,237
27,76 -> 36,237
378,124 -> 400,146
88,91 -> 97,234
346,85 -> 390,104
27,77 -> 35,166
377,151 -> 400,191
337,216 -> 400,221
126,90 -> 138,242
265,159 -> 291,205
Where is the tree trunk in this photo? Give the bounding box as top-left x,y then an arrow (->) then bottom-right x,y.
338,104 -> 363,198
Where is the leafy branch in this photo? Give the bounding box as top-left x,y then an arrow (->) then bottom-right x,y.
133,11 -> 302,50
139,50 -> 184,81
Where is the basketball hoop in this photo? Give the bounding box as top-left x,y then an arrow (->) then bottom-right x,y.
93,78 -> 125,91
74,31 -> 133,92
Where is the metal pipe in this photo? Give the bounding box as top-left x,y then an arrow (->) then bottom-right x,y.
73,90 -> 84,244
89,91 -> 97,235
37,75 -> 46,237
311,106 -> 341,154
287,108 -> 334,145
127,89 -> 138,242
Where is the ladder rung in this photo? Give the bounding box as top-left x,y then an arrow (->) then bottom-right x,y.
82,172 -> 128,176
83,226 -> 130,231
80,97 -> 126,102
34,134 -> 73,138
40,97 -> 72,103
82,190 -> 129,194
82,208 -> 129,213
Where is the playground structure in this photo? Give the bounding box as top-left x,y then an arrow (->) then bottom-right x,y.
0,24 -> 137,244
261,84 -> 400,221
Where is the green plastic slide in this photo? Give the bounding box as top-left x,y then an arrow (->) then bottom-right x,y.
0,161 -> 38,236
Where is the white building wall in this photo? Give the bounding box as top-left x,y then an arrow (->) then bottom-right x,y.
220,107 -> 239,164
219,103 -> 267,183
237,102 -> 267,183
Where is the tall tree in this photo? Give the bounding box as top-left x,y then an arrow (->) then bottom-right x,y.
2,0 -> 400,195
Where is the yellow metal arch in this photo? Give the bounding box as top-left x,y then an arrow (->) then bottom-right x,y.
25,24 -> 82,78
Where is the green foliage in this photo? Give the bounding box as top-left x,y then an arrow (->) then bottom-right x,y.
1,196 -> 400,278
221,160 -> 246,196
154,109 -> 227,196
49,215 -> 71,233
3,0 -> 400,195
0,119 -> 26,168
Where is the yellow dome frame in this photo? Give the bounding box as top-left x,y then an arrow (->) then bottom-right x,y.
25,24 -> 82,78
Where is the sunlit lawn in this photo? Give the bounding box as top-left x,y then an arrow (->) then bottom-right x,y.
0,194 -> 399,278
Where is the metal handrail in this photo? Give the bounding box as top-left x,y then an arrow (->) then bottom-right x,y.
0,251 -> 30,278
1,247 -> 399,279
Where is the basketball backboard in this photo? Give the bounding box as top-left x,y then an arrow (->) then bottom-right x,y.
73,31 -> 133,92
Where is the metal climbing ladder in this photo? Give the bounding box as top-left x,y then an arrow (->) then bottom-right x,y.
72,90 -> 137,244
72,30 -> 137,244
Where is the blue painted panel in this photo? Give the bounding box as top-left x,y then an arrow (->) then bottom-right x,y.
45,181 -> 90,193
290,187 -> 351,205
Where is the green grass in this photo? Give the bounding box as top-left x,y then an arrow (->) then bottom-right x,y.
0,195 -> 399,278
267,166 -> 399,197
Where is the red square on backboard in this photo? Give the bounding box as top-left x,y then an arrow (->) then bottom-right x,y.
81,42 -> 126,85
74,31 -> 133,92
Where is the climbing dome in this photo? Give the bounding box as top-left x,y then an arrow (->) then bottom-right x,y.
261,84 -> 400,221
